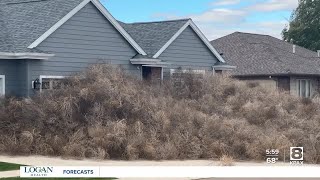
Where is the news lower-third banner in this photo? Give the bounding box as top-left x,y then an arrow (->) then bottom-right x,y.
20,166 -> 320,178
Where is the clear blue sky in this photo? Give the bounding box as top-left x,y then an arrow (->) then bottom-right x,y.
101,0 -> 298,40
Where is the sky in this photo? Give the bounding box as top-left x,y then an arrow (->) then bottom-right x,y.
101,0 -> 299,41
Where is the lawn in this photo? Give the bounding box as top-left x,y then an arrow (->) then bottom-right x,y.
0,162 -> 24,172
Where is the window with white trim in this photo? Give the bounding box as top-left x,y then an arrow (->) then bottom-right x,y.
170,69 -> 206,86
170,69 -> 205,77
192,69 -> 206,75
0,75 -> 5,96
298,79 -> 311,98
40,76 -> 66,91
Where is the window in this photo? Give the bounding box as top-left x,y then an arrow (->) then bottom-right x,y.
192,70 -> 206,75
298,79 -> 311,98
0,75 -> 5,96
170,69 -> 205,77
170,69 -> 205,87
40,76 -> 65,91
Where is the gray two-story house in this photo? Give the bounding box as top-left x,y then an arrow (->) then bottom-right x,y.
0,0 -> 233,97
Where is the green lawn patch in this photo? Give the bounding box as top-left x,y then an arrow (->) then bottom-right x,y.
0,162 -> 25,172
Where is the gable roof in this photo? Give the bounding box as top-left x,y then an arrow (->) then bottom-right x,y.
121,19 -> 225,62
211,32 -> 320,76
0,0 -> 82,53
0,0 -> 224,62
119,19 -> 189,57
153,20 -> 225,63
0,0 -> 146,55
28,0 -> 147,55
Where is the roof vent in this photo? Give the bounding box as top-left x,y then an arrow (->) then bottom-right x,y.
293,45 -> 296,53
318,50 -> 320,57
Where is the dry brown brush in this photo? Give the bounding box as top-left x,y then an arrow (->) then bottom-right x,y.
0,65 -> 320,163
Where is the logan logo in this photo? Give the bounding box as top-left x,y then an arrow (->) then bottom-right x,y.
24,167 -> 54,176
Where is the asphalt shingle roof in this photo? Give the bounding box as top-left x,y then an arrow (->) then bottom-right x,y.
211,32 -> 320,76
0,0 -> 189,57
0,6 -> 14,52
119,19 -> 189,57
0,0 -> 82,53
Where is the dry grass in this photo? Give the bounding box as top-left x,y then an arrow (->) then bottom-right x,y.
219,155 -> 235,166
0,65 -> 320,163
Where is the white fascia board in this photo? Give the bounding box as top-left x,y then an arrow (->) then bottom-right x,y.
27,0 -> 147,56
142,64 -> 168,68
189,21 -> 225,63
130,58 -> 161,63
91,0 -> 147,55
40,75 -> 66,79
153,20 -> 190,58
130,58 -> 170,66
0,52 -> 55,60
213,65 -> 237,70
28,0 -> 91,48
153,20 -> 226,63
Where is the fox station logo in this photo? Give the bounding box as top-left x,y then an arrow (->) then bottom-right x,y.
290,147 -> 304,165
23,166 -> 54,177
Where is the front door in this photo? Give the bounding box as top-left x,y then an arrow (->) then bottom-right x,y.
142,66 -> 162,83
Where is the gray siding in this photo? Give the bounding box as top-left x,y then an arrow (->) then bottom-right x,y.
290,76 -> 319,97
237,76 -> 320,98
0,60 -> 28,97
28,2 -> 139,95
159,26 -> 219,78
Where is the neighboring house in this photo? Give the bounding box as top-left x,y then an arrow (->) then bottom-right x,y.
0,0 -> 233,97
211,32 -> 320,98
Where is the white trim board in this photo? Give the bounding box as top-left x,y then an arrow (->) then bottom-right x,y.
153,20 -> 226,63
0,75 -> 5,96
130,58 -> 170,66
213,65 -> 237,70
153,22 -> 190,59
40,75 -> 66,79
170,69 -> 206,75
91,0 -> 146,55
28,0 -> 90,49
0,52 -> 54,60
27,0 -> 147,56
